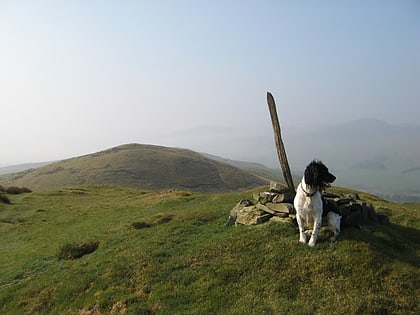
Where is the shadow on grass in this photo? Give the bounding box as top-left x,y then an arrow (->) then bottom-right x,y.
57,241 -> 99,260
339,222 -> 420,267
131,213 -> 174,230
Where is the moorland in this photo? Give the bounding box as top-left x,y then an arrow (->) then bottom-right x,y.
0,143 -> 419,314
1,184 -> 419,314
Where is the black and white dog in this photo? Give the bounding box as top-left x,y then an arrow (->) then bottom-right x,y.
294,160 -> 341,246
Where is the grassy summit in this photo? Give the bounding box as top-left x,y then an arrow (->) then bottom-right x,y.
0,185 -> 419,314
0,144 -> 267,192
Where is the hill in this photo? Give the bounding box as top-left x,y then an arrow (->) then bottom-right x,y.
0,144 -> 268,192
0,185 -> 419,314
0,161 -> 54,176
201,153 -> 288,183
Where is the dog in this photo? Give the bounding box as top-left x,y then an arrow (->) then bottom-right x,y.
293,160 -> 340,246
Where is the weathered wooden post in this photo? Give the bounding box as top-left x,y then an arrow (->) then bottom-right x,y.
266,92 -> 295,193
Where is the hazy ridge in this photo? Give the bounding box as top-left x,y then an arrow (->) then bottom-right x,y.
171,119 -> 420,202
0,144 -> 267,193
1,119 -> 419,201
295,119 -> 420,202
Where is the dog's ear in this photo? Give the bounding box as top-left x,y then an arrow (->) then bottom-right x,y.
304,161 -> 318,187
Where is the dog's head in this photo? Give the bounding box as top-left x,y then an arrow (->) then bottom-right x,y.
304,160 -> 336,190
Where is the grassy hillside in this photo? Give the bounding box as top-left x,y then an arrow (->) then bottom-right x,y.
202,153 -> 289,183
0,144 -> 267,193
1,185 -> 419,314
0,161 -> 53,176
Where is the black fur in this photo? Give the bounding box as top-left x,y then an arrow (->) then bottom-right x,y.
304,160 -> 336,190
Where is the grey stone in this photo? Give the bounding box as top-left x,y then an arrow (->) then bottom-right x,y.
235,206 -> 265,225
253,192 -> 276,204
272,193 -> 295,204
270,181 -> 284,193
265,202 -> 295,214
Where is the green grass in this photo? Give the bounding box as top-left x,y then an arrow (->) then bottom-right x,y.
0,144 -> 267,192
0,185 -> 419,314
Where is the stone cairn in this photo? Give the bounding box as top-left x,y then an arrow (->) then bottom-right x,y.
227,181 -> 389,226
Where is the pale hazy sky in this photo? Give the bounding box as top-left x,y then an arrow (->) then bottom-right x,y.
1,0 -> 419,166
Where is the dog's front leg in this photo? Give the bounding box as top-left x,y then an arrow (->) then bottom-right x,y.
296,214 -> 307,243
308,216 -> 322,247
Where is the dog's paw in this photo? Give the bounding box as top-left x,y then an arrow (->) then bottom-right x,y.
308,238 -> 316,247
299,236 -> 307,244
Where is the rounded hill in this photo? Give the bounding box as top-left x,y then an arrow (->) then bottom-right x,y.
1,144 -> 268,192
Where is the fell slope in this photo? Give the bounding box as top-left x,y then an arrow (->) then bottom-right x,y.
0,144 -> 268,192
0,186 -> 419,314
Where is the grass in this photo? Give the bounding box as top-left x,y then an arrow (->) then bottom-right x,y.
0,185 -> 419,314
0,144 -> 267,192
57,241 -> 100,260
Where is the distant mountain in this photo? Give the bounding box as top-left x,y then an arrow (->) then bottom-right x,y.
0,161 -> 54,175
285,119 -> 420,170
2,119 -> 419,201
153,119 -> 420,201
283,119 -> 420,201
201,153 -> 283,181
0,144 -> 268,192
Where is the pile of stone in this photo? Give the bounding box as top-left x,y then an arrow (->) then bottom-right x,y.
227,182 -> 296,226
227,182 -> 389,226
323,192 -> 389,226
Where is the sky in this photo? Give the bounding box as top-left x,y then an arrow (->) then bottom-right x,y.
1,0 -> 419,166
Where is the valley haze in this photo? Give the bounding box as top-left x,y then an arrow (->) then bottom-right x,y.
1,119 -> 419,202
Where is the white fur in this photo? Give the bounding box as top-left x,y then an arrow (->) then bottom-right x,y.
326,211 -> 341,242
294,176 -> 341,246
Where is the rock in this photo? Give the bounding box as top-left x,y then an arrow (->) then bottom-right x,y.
235,206 -> 266,225
227,199 -> 254,225
272,192 -> 295,204
367,204 -> 377,221
230,200 -> 252,215
336,198 -> 353,205
362,203 -> 377,222
377,213 -> 390,224
264,202 -> 295,215
323,192 -> 342,199
253,192 -> 276,204
255,203 -> 291,218
256,213 -> 274,224
322,198 -> 339,215
361,204 -> 370,222
338,205 -> 353,216
270,181 -> 284,193
341,211 -> 362,228
226,216 -> 236,226
349,193 -> 360,201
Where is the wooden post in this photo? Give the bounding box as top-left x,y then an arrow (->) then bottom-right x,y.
266,92 -> 295,193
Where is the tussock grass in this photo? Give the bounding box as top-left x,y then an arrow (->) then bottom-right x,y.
131,213 -> 174,230
57,241 -> 99,260
0,194 -> 11,204
0,185 -> 419,314
4,186 -> 32,194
